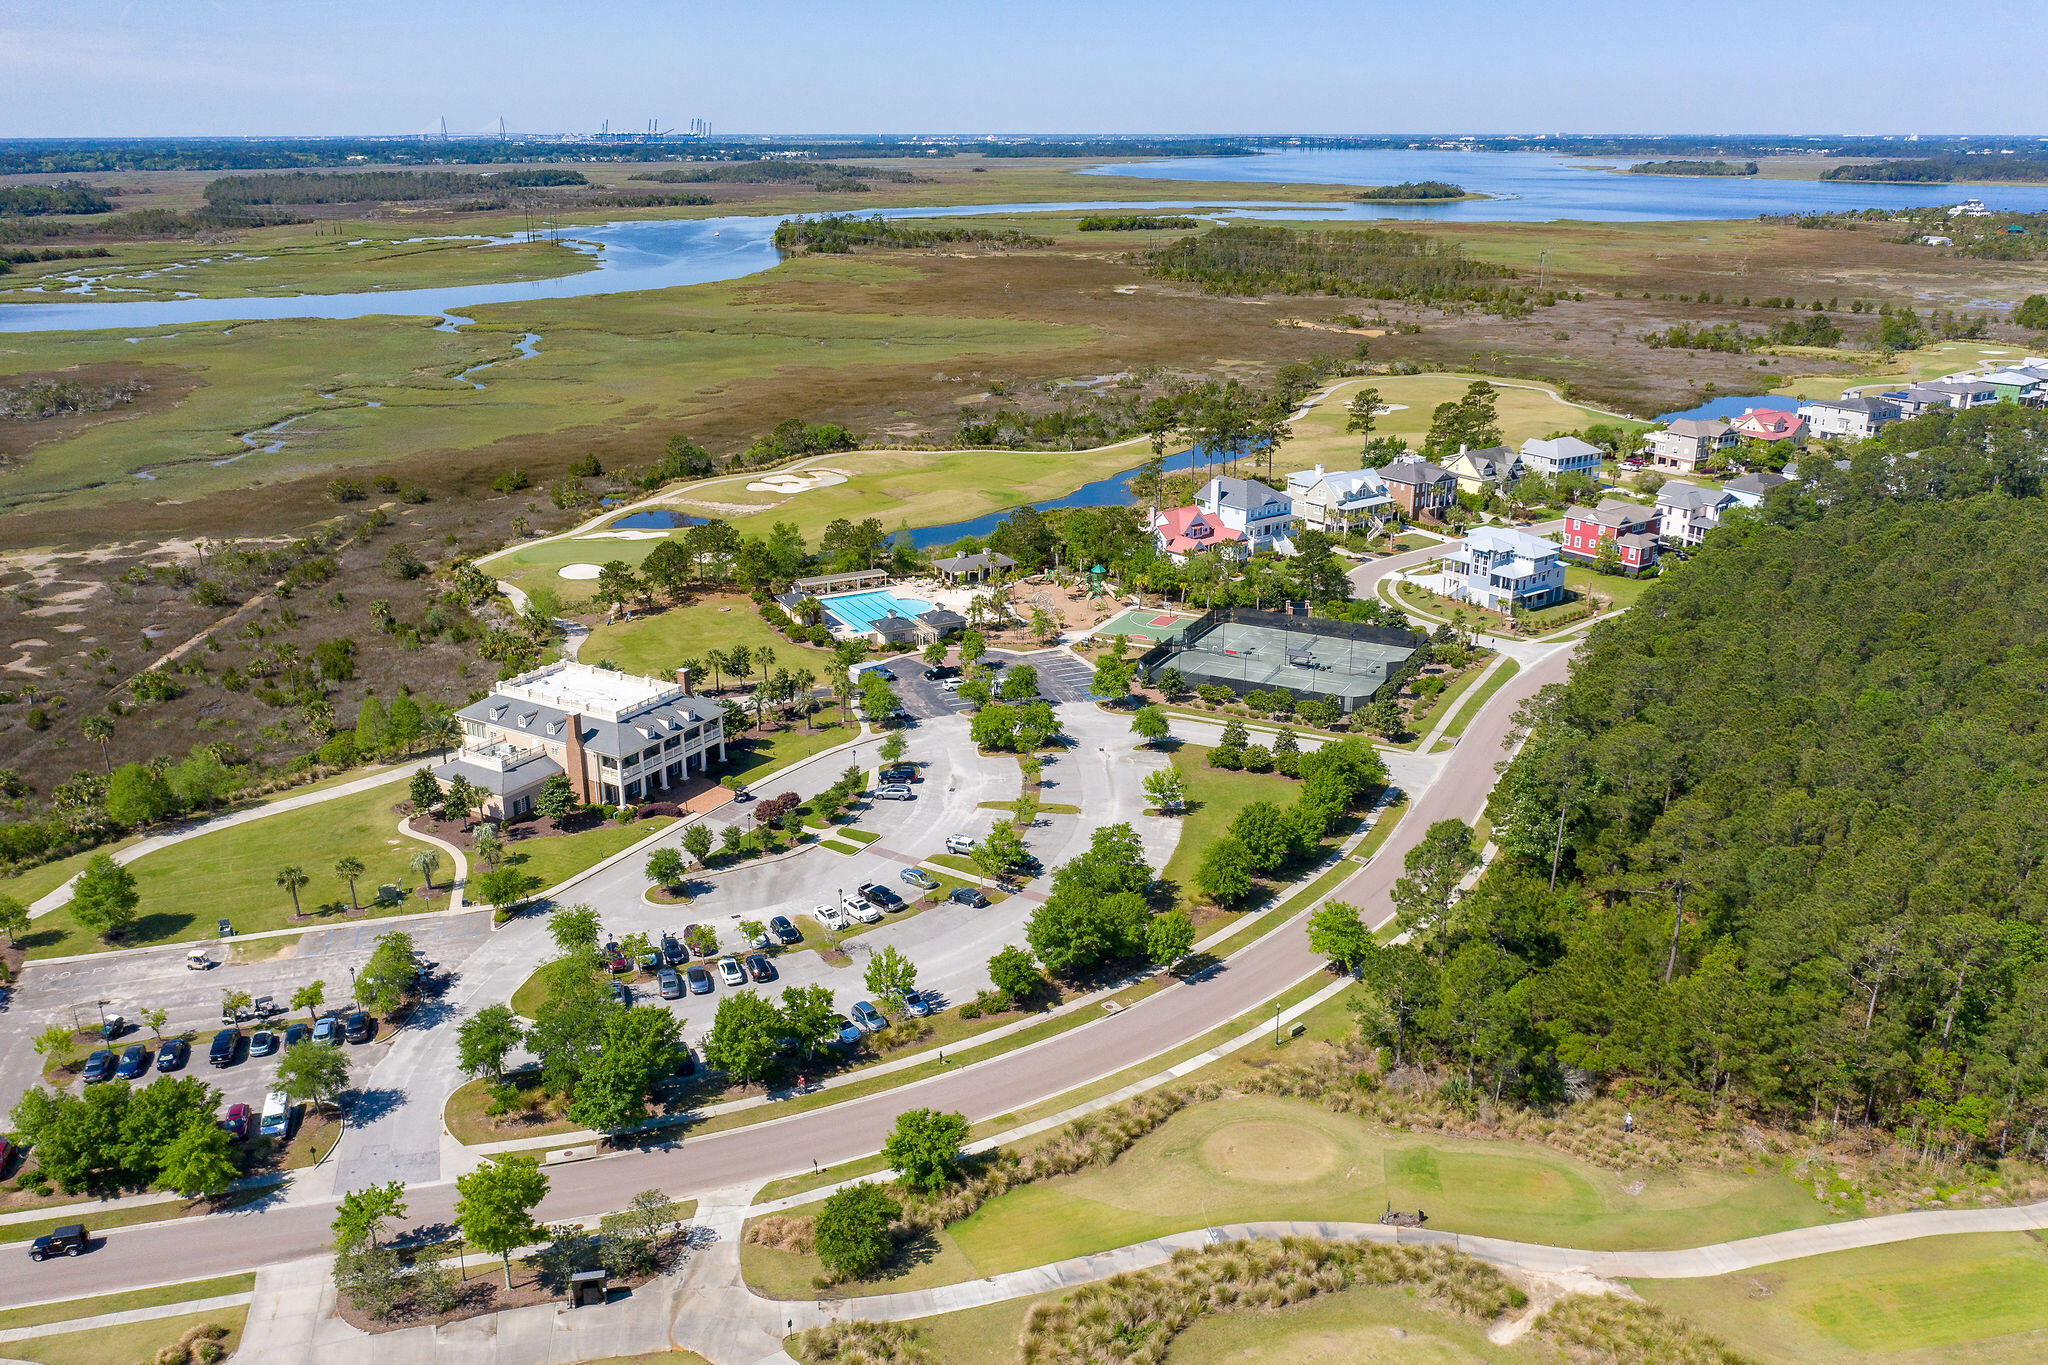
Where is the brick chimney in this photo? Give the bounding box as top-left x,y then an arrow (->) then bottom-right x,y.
561,713 -> 590,803
674,665 -> 692,693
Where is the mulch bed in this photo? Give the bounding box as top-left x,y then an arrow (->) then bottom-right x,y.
334,1231 -> 695,1334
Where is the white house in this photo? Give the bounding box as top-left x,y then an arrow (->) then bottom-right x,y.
1283,465 -> 1393,534
1723,471 -> 1792,508
1654,481 -> 1737,547
1798,394 -> 1900,440
1645,419 -> 1734,474
1194,475 -> 1296,555
1439,526 -> 1566,616
1519,435 -> 1605,479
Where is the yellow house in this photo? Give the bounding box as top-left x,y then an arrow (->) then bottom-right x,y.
1439,444 -> 1521,497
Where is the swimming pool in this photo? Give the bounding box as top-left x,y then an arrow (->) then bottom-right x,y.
820,589 -> 933,633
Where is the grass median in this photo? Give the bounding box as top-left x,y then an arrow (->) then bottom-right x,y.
0,1306 -> 247,1365
0,1272 -> 255,1332
1433,656 -> 1521,751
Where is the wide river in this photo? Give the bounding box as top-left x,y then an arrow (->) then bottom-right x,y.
7,149 -> 2046,336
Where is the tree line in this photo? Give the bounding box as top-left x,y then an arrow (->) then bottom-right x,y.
0,182 -> 113,216
1821,155 -> 2048,183
1075,214 -> 1201,231
630,161 -> 926,189
201,168 -> 587,207
1142,223 -> 1554,318
771,214 -> 1053,254
1318,429 -> 2048,1161
1625,160 -> 1757,176
1354,181 -> 1466,200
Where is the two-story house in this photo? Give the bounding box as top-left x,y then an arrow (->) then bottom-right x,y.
1439,444 -> 1521,496
1378,455 -> 1457,518
1723,470 -> 1792,508
1152,505 -> 1243,563
1439,526 -> 1566,616
1645,419 -> 1733,474
1283,465 -> 1393,534
1728,407 -> 1806,447
1562,499 -> 1661,576
1798,394 -> 1900,440
1519,435 -> 1605,479
1654,481 -> 1738,547
435,661 -> 726,816
1194,475 -> 1296,555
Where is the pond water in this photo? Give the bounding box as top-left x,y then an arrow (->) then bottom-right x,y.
890,442 -> 1244,549
1657,394 -> 1802,423
609,509 -> 710,530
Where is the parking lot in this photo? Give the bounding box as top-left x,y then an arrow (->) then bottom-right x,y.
1026,651 -> 1098,704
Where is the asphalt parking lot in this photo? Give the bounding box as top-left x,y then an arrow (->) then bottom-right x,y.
1027,652 -> 1098,704
878,658 -> 972,721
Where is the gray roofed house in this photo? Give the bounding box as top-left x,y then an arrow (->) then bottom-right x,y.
1655,481 -> 1738,547
1724,470 -> 1792,507
914,607 -> 968,643
1378,455 -> 1457,517
1798,393 -> 1900,440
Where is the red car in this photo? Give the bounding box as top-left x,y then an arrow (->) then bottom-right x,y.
221,1103 -> 252,1141
0,1136 -> 14,1177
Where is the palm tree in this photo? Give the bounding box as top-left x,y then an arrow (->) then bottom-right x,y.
80,715 -> 114,773
276,864 -> 310,918
410,848 -> 441,893
753,647 -> 776,727
421,711 -> 457,760
702,649 -> 727,695
334,855 -> 365,912
791,667 -> 817,730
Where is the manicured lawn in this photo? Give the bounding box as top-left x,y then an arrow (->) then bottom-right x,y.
744,1094 -> 1831,1298
507,816 -> 674,893
1160,747 -> 1304,908
1157,1281 -> 1542,1364
24,783 -> 439,958
0,835 -> 145,914
1563,564 -> 1658,610
1,1306 -> 247,1365
1635,1232 -> 2048,1363
724,720 -> 860,783
579,592 -> 833,664
0,1273 -> 255,1332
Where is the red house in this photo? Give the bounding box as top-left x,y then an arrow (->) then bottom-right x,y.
1562,499 -> 1661,576
1729,407 -> 1807,446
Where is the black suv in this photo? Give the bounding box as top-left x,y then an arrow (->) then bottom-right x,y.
208,1028 -> 240,1067
344,1011 -> 374,1043
80,1049 -> 115,1084
27,1224 -> 88,1262
660,934 -> 686,965
879,764 -> 918,784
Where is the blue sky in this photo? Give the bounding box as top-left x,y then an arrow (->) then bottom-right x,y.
5,0 -> 2044,138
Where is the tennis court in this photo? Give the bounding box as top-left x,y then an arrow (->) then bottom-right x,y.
1143,607 -> 1423,713
1089,606 -> 1200,643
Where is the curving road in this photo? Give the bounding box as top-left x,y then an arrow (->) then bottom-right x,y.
0,641 -> 1569,1309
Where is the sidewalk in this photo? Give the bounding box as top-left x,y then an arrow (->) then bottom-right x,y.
26,763 -> 417,919
0,1290 -> 255,1346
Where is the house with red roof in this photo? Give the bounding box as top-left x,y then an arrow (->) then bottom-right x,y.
1151,505 -> 1244,564
1728,407 -> 1807,445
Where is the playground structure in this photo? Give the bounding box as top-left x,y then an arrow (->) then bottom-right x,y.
1137,606 -> 1423,714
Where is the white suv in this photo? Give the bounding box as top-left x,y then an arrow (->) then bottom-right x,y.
945,834 -> 978,855
814,902 -> 849,931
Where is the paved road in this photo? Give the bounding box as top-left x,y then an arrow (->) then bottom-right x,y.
0,642 -> 1568,1308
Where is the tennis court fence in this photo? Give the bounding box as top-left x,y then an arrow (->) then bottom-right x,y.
1135,606 -> 1425,714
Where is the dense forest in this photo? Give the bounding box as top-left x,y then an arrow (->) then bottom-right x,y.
770,214 -> 1051,254
201,168 -> 587,206
1354,181 -> 1466,200
1822,155 -> 2048,183
1377,404 -> 2048,1159
1076,214 -> 1201,231
0,182 -> 113,216
1142,223 -> 1548,317
1626,160 -> 1757,176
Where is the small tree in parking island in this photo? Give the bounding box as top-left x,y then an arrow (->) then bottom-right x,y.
646,847 -> 686,891
681,823 -> 714,865
455,1154 -> 550,1289
292,979 -> 326,1023
276,1040 -> 352,1117
778,984 -> 839,1058
354,931 -> 420,1016
881,1107 -> 971,1194
863,945 -> 918,1012
1130,705 -> 1169,747
1142,767 -> 1185,813
877,731 -> 907,766
457,1004 -> 524,1081
702,990 -> 781,1088
814,1182 -> 901,1282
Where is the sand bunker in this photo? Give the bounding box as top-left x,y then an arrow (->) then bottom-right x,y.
746,468 -> 851,494
558,563 -> 602,581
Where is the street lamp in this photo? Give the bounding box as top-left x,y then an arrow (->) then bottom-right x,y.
1273,1001 -> 1283,1046
95,999 -> 108,1028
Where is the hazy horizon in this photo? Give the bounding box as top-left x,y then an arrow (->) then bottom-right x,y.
6,0 -> 2044,140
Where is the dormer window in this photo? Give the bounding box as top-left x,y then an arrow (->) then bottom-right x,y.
518,712 -> 534,729
547,719 -> 563,736
490,705 -> 506,721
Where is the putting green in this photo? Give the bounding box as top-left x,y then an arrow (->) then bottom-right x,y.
1198,1120 -> 1341,1184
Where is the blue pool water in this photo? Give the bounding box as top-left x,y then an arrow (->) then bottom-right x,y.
1656,394 -> 1801,423
821,589 -> 933,633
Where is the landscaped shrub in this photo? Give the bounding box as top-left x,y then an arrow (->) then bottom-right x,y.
787,1321 -> 930,1365
1534,1293 -> 1750,1364
745,1214 -> 816,1255
637,802 -> 684,819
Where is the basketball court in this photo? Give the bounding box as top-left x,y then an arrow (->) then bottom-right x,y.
1089,606 -> 1200,644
